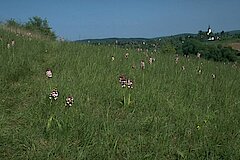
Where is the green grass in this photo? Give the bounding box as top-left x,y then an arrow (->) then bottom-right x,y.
1,29 -> 240,159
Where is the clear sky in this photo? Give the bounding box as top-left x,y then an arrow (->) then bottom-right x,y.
0,0 -> 240,40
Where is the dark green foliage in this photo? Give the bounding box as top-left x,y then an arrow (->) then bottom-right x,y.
182,39 -> 238,62
2,17 -> 56,40
6,18 -> 22,28
25,16 -> 56,40
182,39 -> 202,55
221,47 -> 238,62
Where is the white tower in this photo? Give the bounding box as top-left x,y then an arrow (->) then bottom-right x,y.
207,25 -> 212,35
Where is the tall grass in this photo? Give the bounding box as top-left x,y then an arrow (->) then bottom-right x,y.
1,29 -> 240,159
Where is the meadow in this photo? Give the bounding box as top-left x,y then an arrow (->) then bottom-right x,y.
1,28 -> 240,159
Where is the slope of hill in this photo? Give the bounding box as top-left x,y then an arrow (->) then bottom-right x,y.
227,30 -> 240,35
228,42 -> 240,51
1,28 -> 240,159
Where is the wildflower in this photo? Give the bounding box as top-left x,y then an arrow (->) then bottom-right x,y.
212,74 -> 216,80
182,66 -> 185,70
197,52 -> 201,58
111,56 -> 115,61
137,48 -> 142,52
119,75 -> 127,88
175,57 -> 179,63
119,74 -> 134,89
232,62 -> 237,68
46,68 -> 53,78
65,96 -> 74,107
119,74 -> 126,83
132,64 -> 136,69
125,52 -> 129,59
140,60 -> 145,70
27,32 -> 32,36
175,54 -> 179,64
197,66 -> 202,74
184,54 -> 190,60
11,39 -> 15,46
198,69 -> 202,74
197,125 -> 200,130
127,79 -> 133,89
49,89 -> 59,100
149,57 -> 153,64
7,43 -> 10,49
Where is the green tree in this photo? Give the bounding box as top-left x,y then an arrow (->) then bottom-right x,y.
197,30 -> 207,40
182,39 -> 202,55
25,16 -> 56,40
5,18 -> 22,29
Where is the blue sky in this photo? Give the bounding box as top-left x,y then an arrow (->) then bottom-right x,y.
0,0 -> 240,40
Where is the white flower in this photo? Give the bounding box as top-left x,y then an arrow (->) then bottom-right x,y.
197,53 -> 201,58
140,60 -> 145,70
198,69 -> 202,74
125,53 -> 129,59
212,74 -> 216,79
65,96 -> 74,107
11,40 -> 15,46
46,69 -> 52,78
127,79 -> 133,89
119,75 -> 133,89
120,79 -> 127,88
111,56 -> 115,61
175,57 -> 179,64
7,43 -> 10,49
149,57 -> 153,64
182,66 -> 185,70
49,89 -> 59,100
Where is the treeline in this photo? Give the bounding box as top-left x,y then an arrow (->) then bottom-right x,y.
2,16 -> 56,40
179,38 -> 238,62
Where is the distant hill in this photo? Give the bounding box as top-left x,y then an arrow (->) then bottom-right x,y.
76,37 -> 149,43
76,33 -> 196,43
227,30 -> 240,35
76,30 -> 240,43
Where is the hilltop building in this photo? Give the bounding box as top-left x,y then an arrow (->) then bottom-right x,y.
206,25 -> 215,41
207,25 -> 212,36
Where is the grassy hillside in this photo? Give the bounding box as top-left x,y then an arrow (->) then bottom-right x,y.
1,28 -> 240,159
